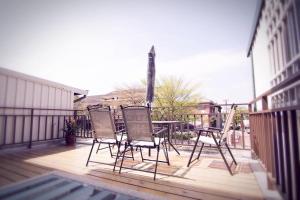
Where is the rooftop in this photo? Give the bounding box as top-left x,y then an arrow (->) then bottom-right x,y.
0,139 -> 278,200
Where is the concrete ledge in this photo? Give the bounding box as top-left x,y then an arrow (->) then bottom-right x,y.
250,162 -> 282,200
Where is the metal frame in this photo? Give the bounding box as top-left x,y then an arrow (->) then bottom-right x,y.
86,105 -> 133,167
0,107 -> 87,149
114,105 -> 169,180
187,105 -> 238,175
187,129 -> 237,175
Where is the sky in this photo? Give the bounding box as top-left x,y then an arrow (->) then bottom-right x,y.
0,0 -> 258,104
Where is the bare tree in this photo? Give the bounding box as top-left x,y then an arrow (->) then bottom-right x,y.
116,83 -> 146,106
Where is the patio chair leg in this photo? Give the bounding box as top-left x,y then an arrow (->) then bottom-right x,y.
140,147 -> 144,161
108,144 -> 113,158
163,142 -> 170,165
216,145 -> 233,175
130,146 -> 134,160
187,133 -> 200,167
113,142 -> 122,172
154,146 -> 160,180
197,143 -> 205,159
225,143 -> 237,165
86,140 -> 96,166
96,142 -> 101,154
148,148 -> 151,157
119,144 -> 128,174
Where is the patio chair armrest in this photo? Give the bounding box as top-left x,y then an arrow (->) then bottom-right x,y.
194,128 -> 212,133
115,129 -> 126,134
208,127 -> 222,132
153,127 -> 168,138
194,128 -> 214,137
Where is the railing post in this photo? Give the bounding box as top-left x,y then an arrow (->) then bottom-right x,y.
248,103 -> 256,158
241,113 -> 245,149
28,108 -> 34,148
248,104 -> 252,113
262,96 -> 268,110
74,110 -> 78,119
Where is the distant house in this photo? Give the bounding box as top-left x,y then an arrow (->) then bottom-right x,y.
0,67 -> 88,147
84,88 -> 146,109
197,100 -> 218,114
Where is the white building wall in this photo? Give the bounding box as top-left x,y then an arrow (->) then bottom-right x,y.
252,15 -> 272,97
250,0 -> 300,109
0,67 -> 87,145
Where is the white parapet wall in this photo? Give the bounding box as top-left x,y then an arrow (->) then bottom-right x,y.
0,67 -> 88,146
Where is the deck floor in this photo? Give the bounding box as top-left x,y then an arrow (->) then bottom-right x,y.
0,141 -> 264,200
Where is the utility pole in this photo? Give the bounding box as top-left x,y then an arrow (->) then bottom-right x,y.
223,99 -> 228,113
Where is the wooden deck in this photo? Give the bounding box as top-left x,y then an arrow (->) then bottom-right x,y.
0,141 -> 264,200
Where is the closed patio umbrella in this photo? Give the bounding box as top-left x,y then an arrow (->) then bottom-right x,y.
146,45 -> 156,106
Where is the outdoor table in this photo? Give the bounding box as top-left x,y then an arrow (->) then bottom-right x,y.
152,120 -> 181,155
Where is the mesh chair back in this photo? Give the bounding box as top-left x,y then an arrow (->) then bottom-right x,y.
88,105 -> 116,139
121,106 -> 153,142
220,105 -> 237,142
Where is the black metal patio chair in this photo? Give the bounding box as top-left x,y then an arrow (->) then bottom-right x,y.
113,105 -> 170,180
86,105 -> 133,167
187,104 -> 238,175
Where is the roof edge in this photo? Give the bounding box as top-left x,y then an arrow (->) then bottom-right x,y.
0,67 -> 88,95
246,0 -> 265,57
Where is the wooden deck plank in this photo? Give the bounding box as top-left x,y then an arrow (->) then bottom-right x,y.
87,169 -> 236,200
0,160 -> 39,178
0,167 -> 27,183
84,173 -> 203,200
89,164 -> 262,200
20,147 -> 263,199
0,154 -> 52,174
0,177 -> 12,187
0,145 -> 264,200
24,149 -> 260,192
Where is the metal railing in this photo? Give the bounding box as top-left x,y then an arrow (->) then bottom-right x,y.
112,104 -> 250,150
0,107 -> 90,148
0,104 -> 250,150
248,71 -> 300,199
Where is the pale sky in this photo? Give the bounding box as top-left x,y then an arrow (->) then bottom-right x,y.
0,0 -> 258,103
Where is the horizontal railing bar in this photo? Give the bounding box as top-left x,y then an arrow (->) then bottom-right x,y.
249,105 -> 300,114
0,107 -> 80,111
249,70 -> 300,104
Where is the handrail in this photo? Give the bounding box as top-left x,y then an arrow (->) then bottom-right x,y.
0,106 -> 82,111
249,70 -> 300,104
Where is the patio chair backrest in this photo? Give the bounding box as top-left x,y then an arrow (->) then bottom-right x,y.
220,104 -> 237,142
87,105 -> 116,139
121,105 -> 154,142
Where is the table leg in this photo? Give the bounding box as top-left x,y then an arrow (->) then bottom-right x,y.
167,124 -> 180,155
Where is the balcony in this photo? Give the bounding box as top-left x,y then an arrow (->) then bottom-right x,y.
0,139 -> 265,200
0,105 -> 281,200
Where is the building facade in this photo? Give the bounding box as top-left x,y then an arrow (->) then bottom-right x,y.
247,0 -> 299,199
0,67 -> 88,147
248,0 -> 300,109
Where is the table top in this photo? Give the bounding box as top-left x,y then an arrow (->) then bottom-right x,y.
152,120 -> 181,124
115,120 -> 181,124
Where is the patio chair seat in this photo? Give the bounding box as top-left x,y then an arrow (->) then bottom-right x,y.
86,105 -> 134,167
187,104 -> 238,175
191,136 -> 219,145
100,134 -> 127,144
115,105 -> 170,180
131,137 -> 165,147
